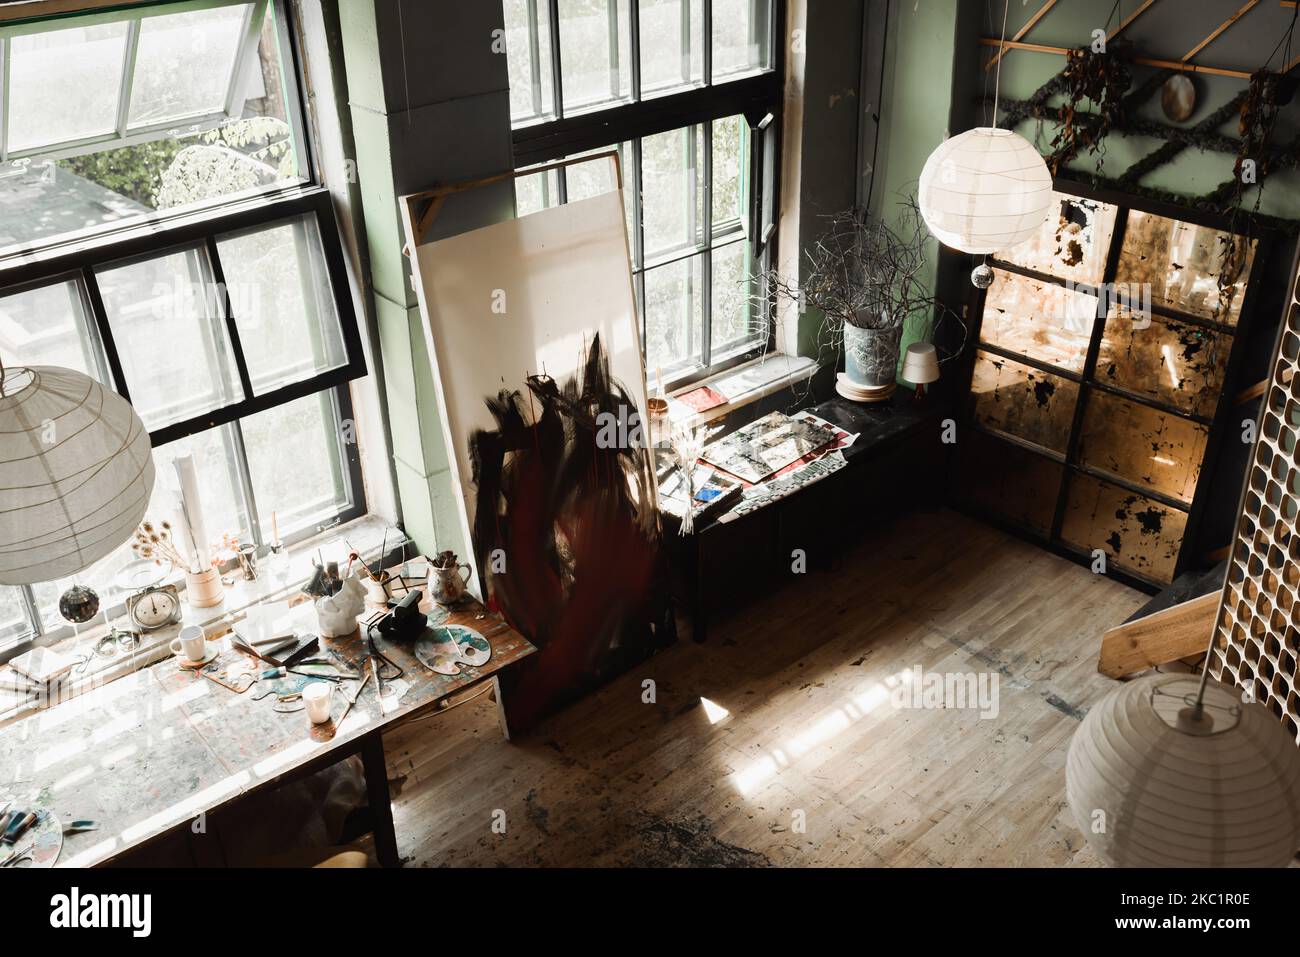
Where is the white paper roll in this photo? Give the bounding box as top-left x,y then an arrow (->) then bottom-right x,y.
173,454 -> 209,573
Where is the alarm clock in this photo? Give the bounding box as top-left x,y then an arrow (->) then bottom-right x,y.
126,584 -> 183,631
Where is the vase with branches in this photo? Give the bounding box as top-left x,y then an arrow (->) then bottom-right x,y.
755,198 -> 958,396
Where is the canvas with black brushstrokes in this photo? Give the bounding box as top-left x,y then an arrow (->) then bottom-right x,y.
468,334 -> 675,732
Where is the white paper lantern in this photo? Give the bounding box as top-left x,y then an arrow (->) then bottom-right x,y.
917,127 -> 1053,255
1067,673 -> 1300,867
0,366 -> 155,586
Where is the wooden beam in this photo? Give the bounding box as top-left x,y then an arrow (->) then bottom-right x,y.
984,0 -> 1058,72
1097,592 -> 1219,678
1108,0 -> 1159,42
1235,377 -> 1269,405
1183,1 -> 1260,62
976,37 -> 1255,78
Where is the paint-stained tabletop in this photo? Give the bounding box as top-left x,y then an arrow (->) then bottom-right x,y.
0,570 -> 536,867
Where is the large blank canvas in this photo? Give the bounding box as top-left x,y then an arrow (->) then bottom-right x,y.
404,190 -> 648,589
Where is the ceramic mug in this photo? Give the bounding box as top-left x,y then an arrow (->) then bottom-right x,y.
170,625 -> 206,663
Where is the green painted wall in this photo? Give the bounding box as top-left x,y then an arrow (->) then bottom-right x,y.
867,0 -> 963,372
337,0 -> 513,562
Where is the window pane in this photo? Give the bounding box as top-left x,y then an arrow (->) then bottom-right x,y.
97,247 -> 244,430
515,168 -> 562,216
558,0 -> 632,114
0,280 -> 108,381
639,0 -> 703,96
216,215 -> 347,393
712,114 -> 748,237
504,0 -> 556,124
642,125 -> 704,260
643,253 -> 703,376
31,426 -> 249,632
711,240 -> 758,352
0,588 -> 31,650
712,0 -> 772,78
1,10 -> 304,258
6,23 -> 130,153
128,4 -> 253,128
242,392 -> 351,540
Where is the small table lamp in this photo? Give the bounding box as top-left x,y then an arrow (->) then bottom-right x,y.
901,342 -> 940,399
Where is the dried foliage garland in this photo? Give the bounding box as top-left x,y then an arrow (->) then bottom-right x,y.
1050,47 -> 1132,175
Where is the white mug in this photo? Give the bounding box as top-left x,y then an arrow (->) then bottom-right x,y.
170,625 -> 206,662
303,681 -> 333,725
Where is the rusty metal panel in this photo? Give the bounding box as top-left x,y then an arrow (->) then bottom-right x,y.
980,269 -> 1098,373
956,429 -> 1062,535
1060,474 -> 1188,583
969,350 -> 1080,454
1095,307 -> 1229,418
995,190 -> 1117,285
1114,209 -> 1257,326
1077,390 -> 1209,504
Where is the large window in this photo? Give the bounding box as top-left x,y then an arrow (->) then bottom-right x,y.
504,0 -> 781,389
0,0 -> 307,258
0,1 -> 364,657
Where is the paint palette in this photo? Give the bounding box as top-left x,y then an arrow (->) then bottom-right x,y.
414,624 -> 492,675
0,805 -> 62,868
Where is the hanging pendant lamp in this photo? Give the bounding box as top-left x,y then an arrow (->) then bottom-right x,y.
1067,672 -> 1300,867
0,365 -> 156,586
917,0 -> 1053,265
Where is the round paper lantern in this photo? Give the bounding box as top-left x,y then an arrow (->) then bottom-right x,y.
0,366 -> 155,586
1066,673 -> 1300,867
917,127 -> 1053,255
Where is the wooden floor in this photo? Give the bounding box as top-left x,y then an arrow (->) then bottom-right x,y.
384,508 -> 1150,867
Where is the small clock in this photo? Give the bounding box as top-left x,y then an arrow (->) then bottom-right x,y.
126,584 -> 183,631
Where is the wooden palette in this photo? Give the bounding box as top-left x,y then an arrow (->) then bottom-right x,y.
1211,262 -> 1300,743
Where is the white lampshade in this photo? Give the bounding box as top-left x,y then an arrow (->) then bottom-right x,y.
0,366 -> 155,586
918,127 -> 1053,254
901,342 -> 939,385
1066,673 -> 1300,867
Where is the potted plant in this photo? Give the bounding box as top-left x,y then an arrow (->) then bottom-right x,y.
761,198 -> 955,396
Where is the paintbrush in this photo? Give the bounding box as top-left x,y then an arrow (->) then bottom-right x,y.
346,540 -> 377,580
335,669 -> 371,729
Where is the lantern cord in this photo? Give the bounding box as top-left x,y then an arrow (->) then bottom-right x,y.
0,351 -> 6,398
991,0 -> 1009,128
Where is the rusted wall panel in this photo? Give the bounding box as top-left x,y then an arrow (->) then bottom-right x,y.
1077,391 -> 1209,505
956,430 -> 1062,535
1095,308 -> 1229,418
1115,210 -> 1256,326
995,191 -> 1117,285
969,350 -> 1080,454
1060,474 -> 1188,582
980,270 -> 1097,373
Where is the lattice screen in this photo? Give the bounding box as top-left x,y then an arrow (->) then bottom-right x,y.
1211,255 -> 1300,744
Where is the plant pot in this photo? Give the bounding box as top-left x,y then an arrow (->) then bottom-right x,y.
844,323 -> 903,389
364,572 -> 392,605
185,567 -> 224,608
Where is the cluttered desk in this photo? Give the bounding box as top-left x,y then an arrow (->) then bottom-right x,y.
0,557 -> 536,868
660,391 -> 946,641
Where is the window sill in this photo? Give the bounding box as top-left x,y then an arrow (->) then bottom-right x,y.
660,352 -> 818,430
0,514 -> 406,730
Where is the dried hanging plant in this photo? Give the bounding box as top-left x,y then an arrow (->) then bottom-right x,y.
1050,46 -> 1131,175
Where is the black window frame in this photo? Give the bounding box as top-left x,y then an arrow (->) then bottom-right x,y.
0,0 -> 367,658
509,0 -> 786,392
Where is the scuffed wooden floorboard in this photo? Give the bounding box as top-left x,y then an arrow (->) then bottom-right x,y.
385,508 -> 1146,867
